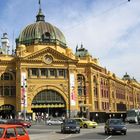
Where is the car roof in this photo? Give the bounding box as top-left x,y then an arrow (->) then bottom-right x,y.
108,118 -> 122,120
0,124 -> 23,128
71,118 -> 85,119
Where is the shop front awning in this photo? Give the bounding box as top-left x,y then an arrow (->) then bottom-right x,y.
31,104 -> 65,108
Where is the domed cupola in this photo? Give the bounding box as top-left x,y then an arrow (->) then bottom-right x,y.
16,0 -> 66,48
75,44 -> 90,57
122,72 -> 131,81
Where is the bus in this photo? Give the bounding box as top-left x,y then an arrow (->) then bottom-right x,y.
126,109 -> 140,124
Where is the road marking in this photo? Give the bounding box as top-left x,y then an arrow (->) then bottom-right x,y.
104,135 -> 112,140
60,134 -> 72,140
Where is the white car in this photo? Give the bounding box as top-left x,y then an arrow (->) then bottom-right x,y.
46,119 -> 63,125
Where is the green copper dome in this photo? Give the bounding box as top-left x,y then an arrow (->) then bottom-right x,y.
16,6 -> 66,48
75,44 -> 90,57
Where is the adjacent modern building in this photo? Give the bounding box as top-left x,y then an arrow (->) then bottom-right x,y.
0,2 -> 140,122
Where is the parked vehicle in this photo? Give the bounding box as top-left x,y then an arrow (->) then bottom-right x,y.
46,118 -> 63,125
104,118 -> 127,135
61,119 -> 80,134
6,119 -> 31,128
73,118 -> 98,128
126,109 -> 140,124
0,124 -> 30,140
0,119 -> 7,124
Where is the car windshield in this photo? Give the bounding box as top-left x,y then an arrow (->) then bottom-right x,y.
110,119 -> 123,125
66,120 -> 76,124
0,128 -> 4,138
82,118 -> 89,121
127,110 -> 137,117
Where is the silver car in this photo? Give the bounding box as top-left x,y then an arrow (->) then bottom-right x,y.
46,119 -> 63,125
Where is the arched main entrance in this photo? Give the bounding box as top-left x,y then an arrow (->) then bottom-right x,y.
0,104 -> 15,119
31,89 -> 66,117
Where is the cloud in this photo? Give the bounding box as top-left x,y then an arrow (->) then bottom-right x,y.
62,0 -> 140,81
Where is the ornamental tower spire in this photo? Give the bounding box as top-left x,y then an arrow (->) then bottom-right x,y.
36,0 -> 45,22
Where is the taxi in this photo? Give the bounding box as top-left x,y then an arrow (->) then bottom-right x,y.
0,124 -> 30,140
73,118 -> 98,128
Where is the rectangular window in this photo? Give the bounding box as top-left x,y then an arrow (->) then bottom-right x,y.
16,127 -> 26,136
78,86 -> 83,96
58,69 -> 64,77
41,69 -> 46,76
102,102 -> 105,110
50,69 -> 55,76
94,87 -> 98,97
4,86 -> 10,96
11,86 -> 16,96
32,68 -> 38,76
6,128 -> 16,138
0,86 -> 16,97
0,86 -> 3,96
94,101 -> 98,110
101,89 -> 103,97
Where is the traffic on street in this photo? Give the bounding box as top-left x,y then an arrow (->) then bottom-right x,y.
28,122 -> 140,140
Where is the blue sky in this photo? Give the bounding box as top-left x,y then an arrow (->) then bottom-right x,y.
0,0 -> 140,81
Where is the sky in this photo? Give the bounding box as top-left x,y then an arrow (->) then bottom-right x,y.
0,0 -> 140,82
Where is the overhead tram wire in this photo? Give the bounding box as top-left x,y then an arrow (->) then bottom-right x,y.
63,0 -> 131,32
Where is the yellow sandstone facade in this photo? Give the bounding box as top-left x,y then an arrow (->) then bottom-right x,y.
0,2 -> 140,122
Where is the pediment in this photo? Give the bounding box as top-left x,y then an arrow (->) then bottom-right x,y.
22,47 -> 77,63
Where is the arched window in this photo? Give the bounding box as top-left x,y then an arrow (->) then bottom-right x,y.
1,73 -> 13,80
93,76 -> 98,97
77,74 -> 86,96
32,90 -> 65,104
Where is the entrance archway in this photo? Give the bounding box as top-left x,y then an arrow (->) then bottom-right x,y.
0,104 -> 15,119
31,89 -> 66,118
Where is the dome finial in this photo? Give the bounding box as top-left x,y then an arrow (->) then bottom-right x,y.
36,0 -> 45,22
39,0 -> 41,10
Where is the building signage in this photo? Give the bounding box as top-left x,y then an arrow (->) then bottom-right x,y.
21,73 -> 27,107
70,73 -> 76,106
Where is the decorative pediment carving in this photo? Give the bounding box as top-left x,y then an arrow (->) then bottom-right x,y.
22,47 -> 76,63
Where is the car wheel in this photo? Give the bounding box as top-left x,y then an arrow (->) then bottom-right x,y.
105,129 -> 109,135
105,131 -> 107,134
48,123 -> 52,126
61,129 -> 64,133
83,124 -> 88,128
124,131 -> 126,135
76,130 -> 80,133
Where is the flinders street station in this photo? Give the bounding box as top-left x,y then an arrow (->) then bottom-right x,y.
0,1 -> 140,122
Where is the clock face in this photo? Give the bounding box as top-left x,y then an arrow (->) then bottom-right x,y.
44,55 -> 53,64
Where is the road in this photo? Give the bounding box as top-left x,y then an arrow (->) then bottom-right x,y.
28,123 -> 140,140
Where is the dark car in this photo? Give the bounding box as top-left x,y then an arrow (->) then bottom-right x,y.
104,118 -> 127,135
6,119 -> 31,128
61,119 -> 80,134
